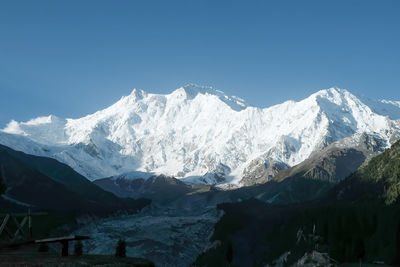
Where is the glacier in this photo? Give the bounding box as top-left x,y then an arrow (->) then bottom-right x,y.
1,84 -> 399,186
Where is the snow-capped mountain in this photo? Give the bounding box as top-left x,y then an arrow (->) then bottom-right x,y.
1,84 -> 399,186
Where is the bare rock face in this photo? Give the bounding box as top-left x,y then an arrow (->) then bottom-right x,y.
94,174 -> 191,202
198,163 -> 231,184
294,251 -> 336,267
242,132 -> 390,187
389,130 -> 400,145
355,132 -> 387,153
267,250 -> 336,267
240,157 -> 289,186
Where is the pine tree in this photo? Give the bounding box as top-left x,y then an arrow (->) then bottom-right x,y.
393,221 -> 400,265
115,238 -> 126,258
38,243 -> 49,252
74,240 -> 83,256
354,237 -> 365,263
226,240 -> 233,264
0,171 -> 6,195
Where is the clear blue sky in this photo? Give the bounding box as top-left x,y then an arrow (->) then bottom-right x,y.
1,0 -> 399,127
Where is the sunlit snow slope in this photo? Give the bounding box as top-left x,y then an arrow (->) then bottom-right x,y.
1,84 -> 399,185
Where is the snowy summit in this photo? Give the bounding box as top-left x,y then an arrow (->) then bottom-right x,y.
1,84 -> 400,186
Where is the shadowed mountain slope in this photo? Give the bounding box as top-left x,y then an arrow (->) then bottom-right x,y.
0,144 -> 150,214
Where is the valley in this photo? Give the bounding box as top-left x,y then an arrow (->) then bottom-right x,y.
73,202 -> 220,267
1,86 -> 400,266
2,1 -> 399,265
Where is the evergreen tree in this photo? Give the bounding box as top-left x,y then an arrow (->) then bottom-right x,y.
354,237 -> 365,262
38,243 -> 49,252
226,240 -> 233,264
393,221 -> 400,265
74,240 -> 83,256
0,171 -> 6,195
115,238 -> 126,258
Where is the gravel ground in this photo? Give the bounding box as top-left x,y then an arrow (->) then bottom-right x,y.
74,205 -> 221,267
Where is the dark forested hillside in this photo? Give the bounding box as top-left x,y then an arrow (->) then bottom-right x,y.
329,140 -> 400,205
196,141 -> 400,266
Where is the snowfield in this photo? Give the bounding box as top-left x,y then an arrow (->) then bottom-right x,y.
1,84 -> 399,186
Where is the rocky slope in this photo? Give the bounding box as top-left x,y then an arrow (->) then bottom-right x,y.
94,174 -> 192,202
329,139 -> 400,204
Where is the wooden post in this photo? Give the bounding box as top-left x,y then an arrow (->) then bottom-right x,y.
28,209 -> 32,238
0,214 -> 10,236
11,216 -> 28,241
35,235 -> 89,257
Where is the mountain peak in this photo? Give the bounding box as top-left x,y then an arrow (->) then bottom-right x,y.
128,88 -> 147,100
173,83 -> 220,99
182,83 -> 214,93
314,86 -> 349,97
172,83 -> 247,111
1,85 -> 399,185
306,87 -> 358,108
